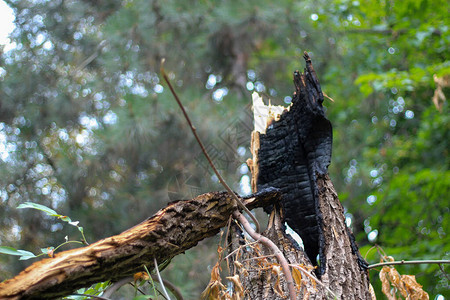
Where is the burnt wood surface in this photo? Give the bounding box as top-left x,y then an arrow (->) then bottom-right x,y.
256,53 -> 332,273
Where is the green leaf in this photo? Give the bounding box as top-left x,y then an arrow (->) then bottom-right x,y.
0,246 -> 23,256
0,246 -> 36,260
18,250 -> 38,260
17,202 -> 59,217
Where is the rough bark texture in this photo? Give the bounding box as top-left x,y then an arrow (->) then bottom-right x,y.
317,173 -> 371,298
0,190 -> 279,299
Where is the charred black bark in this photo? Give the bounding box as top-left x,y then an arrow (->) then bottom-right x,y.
257,53 -> 332,275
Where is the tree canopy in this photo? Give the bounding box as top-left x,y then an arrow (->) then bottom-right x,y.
0,0 -> 448,298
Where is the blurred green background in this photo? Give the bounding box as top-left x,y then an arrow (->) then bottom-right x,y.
0,0 -> 448,298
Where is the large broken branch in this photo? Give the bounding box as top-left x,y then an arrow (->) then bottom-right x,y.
0,190 -> 281,299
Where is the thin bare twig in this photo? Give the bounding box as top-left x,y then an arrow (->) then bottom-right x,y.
71,40 -> 107,76
223,240 -> 259,262
154,257 -> 171,300
368,259 -> 450,269
241,254 -> 276,262
160,59 -> 261,234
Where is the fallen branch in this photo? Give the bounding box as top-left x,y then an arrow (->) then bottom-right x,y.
0,190 -> 279,300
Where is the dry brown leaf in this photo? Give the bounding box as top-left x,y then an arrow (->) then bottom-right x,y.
432,74 -> 449,112
201,281 -> 222,300
379,265 -> 429,300
401,275 -> 429,300
380,266 -> 398,300
227,274 -> 244,299
234,260 -> 249,277
133,271 -> 149,283
234,261 -> 243,269
292,266 -> 303,291
271,264 -> 285,297
201,262 -> 227,300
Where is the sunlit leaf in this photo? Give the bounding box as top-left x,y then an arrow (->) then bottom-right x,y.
0,246 -> 24,256
17,202 -> 58,216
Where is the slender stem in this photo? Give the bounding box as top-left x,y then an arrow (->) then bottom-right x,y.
368,259 -> 450,269
160,61 -> 261,233
151,275 -> 184,300
52,240 -> 84,253
70,294 -> 111,300
154,257 -> 171,300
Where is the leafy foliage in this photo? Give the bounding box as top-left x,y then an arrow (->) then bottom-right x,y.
0,0 -> 448,297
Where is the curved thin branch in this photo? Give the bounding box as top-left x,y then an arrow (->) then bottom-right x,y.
102,277 -> 131,298
368,259 -> 450,269
232,210 -> 297,300
160,60 -> 261,234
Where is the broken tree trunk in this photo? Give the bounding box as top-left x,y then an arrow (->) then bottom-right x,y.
0,54 -> 371,300
0,190 -> 280,299
234,52 -> 371,299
